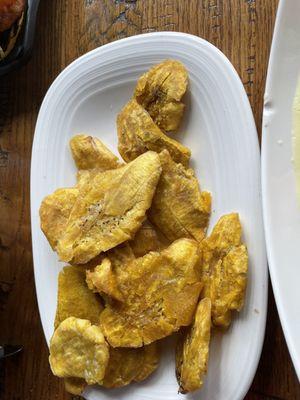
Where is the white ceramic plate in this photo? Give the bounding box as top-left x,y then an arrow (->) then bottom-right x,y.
262,0 -> 300,380
31,32 -> 267,400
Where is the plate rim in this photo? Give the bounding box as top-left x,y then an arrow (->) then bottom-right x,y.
261,0 -> 300,381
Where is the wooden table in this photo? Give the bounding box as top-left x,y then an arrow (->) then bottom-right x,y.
0,1 -> 299,399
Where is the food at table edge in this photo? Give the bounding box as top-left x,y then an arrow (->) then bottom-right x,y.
42,60 -> 248,395
0,0 -> 25,32
176,298 -> 211,393
0,0 -> 26,60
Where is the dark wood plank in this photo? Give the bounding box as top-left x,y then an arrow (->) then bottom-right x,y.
1,1 -> 299,399
245,393 -> 285,400
249,285 -> 300,400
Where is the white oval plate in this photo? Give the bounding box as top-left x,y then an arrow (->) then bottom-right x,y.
262,0 -> 300,381
31,32 -> 267,400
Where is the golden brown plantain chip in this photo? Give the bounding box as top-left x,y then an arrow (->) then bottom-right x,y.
64,377 -> 86,396
76,168 -> 105,190
117,99 -> 191,165
70,238 -> 134,271
200,213 -> 248,328
86,242 -> 136,302
129,220 -> 169,257
176,298 -> 211,393
100,239 -> 202,347
55,264 -> 104,394
73,135 -> 122,190
54,265 -> 103,329
102,343 -> 159,388
149,150 -> 211,242
134,60 -> 188,132
39,188 -> 79,250
83,241 -> 135,282
106,242 -> 136,267
134,342 -> 160,382
85,242 -> 135,302
86,258 -> 124,302
49,317 -> 109,385
40,138 -> 122,252
56,151 -> 162,264
70,134 -> 121,171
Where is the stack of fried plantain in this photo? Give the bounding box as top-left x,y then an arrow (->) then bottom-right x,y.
40,60 -> 248,396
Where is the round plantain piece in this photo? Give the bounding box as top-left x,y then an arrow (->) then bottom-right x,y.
49,317 -> 109,385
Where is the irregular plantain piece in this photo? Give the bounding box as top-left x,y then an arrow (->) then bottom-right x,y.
129,220 -> 169,257
134,60 -> 188,132
56,151 -> 162,264
200,213 -> 248,328
40,138 -> 122,252
86,258 -> 124,302
134,342 -> 160,382
76,168 -> 105,190
71,238 -> 134,272
117,99 -> 191,165
64,377 -> 86,396
55,265 -> 104,393
40,188 -> 79,250
176,298 -> 211,393
68,238 -> 134,271
102,343 -> 159,388
49,317 -> 109,385
100,238 -> 202,348
54,265 -> 103,329
70,134 -> 121,171
73,136 -> 122,189
86,243 -> 135,302
106,242 -> 136,267
149,150 -> 211,243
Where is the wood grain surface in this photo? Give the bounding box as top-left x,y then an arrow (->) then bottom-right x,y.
0,1 -> 299,399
